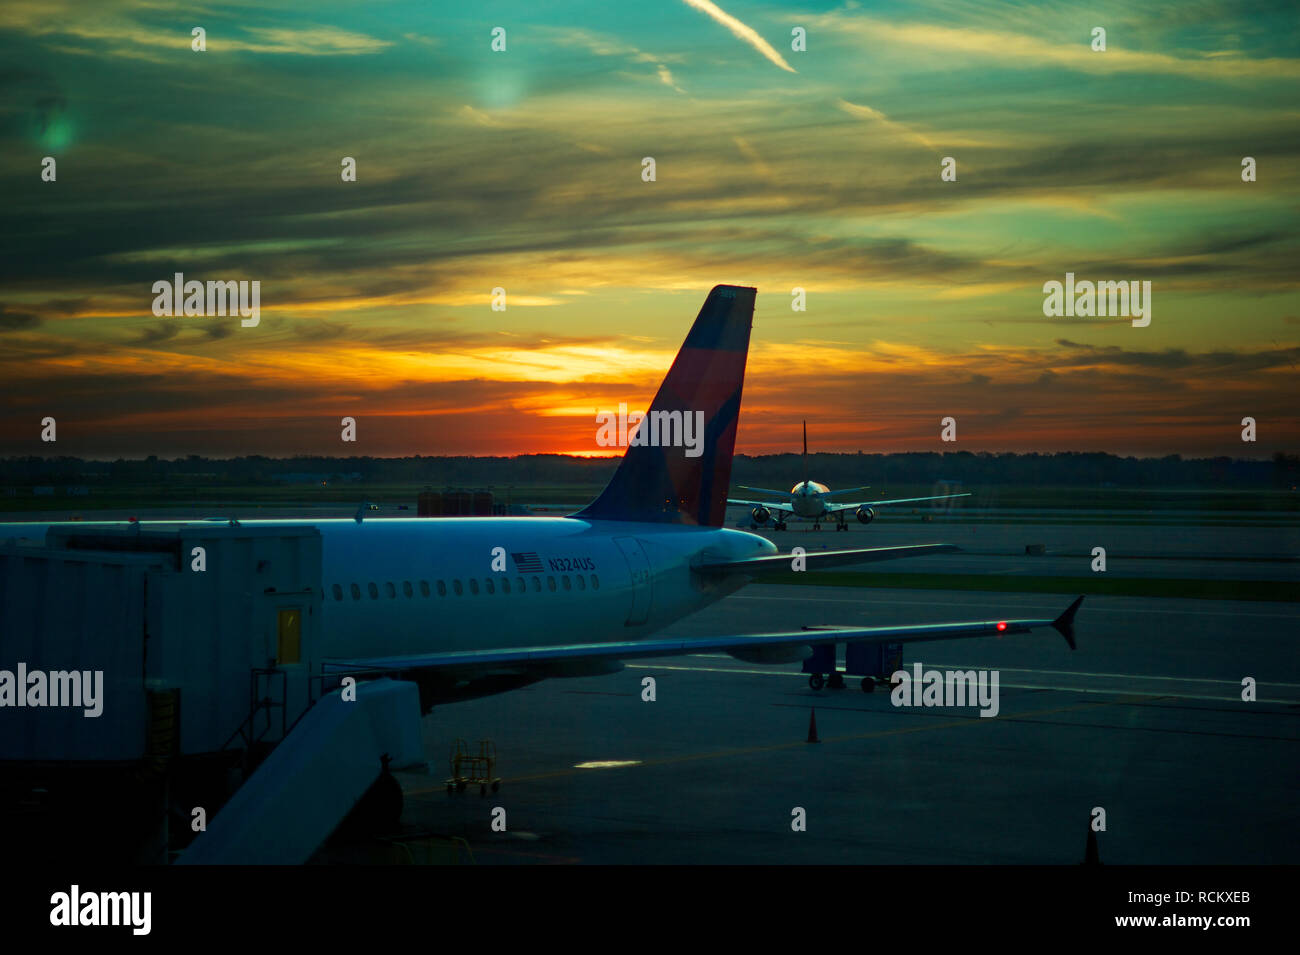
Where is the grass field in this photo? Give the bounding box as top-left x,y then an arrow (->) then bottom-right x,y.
2,482 -> 1296,514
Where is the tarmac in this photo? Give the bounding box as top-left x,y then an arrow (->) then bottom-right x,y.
393,556 -> 1297,863
741,512 -> 1300,581
5,504 -> 1293,863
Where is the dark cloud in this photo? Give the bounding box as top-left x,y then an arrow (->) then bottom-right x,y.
0,308 -> 41,330
289,319 -> 350,342
0,4 -> 1293,457
1051,339 -> 1300,373
133,322 -> 181,346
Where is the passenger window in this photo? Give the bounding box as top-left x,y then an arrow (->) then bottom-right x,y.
562,575 -> 572,591
502,578 -> 511,595
576,575 -> 586,591
484,578 -> 494,595
453,580 -> 463,596
516,577 -> 525,594
591,574 -> 599,590
532,576 -> 541,592
350,583 -> 361,600
368,582 -> 379,599
438,580 -> 446,596
420,580 -> 430,597
332,584 -> 343,601
547,576 -> 556,592
469,579 -> 479,595
385,581 -> 396,599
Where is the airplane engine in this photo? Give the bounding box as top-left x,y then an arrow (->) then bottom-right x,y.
856,505 -> 876,525
750,506 -> 770,524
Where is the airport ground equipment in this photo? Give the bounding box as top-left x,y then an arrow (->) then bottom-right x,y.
803,640 -> 904,693
446,738 -> 500,796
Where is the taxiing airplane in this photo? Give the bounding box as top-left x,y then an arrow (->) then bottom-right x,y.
0,286 -> 1077,712
729,421 -> 970,530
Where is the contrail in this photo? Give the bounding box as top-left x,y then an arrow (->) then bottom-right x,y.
682,0 -> 797,73
838,99 -> 937,150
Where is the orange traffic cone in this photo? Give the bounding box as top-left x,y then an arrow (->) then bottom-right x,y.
1081,824 -> 1102,865
806,708 -> 820,744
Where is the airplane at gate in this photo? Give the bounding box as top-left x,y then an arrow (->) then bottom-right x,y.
0,285 -> 1079,710
728,421 -> 971,531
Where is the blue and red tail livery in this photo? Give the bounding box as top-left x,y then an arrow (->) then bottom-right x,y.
576,285 -> 755,526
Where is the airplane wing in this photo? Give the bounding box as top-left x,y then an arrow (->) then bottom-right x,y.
825,492 -> 972,513
694,542 -> 959,573
822,485 -> 872,499
324,597 -> 1082,678
734,485 -> 794,500
727,497 -> 792,516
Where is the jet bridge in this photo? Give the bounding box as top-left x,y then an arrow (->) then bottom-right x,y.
0,522 -> 322,764
0,522 -> 408,862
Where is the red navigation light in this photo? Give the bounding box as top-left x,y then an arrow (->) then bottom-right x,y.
996,621 -> 1007,632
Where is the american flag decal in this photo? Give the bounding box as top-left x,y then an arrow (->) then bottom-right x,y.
512,552 -> 543,573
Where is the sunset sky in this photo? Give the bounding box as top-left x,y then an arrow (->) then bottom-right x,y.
1,0 -> 1296,459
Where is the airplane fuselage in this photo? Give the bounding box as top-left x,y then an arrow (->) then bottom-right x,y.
789,481 -> 831,519
0,518 -> 777,659
312,517 -> 774,656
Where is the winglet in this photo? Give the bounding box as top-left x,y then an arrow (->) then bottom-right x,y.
1051,595 -> 1084,650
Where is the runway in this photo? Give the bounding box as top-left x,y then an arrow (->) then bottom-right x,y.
741,516 -> 1300,581
392,584 -> 1298,864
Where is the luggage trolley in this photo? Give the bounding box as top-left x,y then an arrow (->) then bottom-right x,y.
446,738 -> 501,796
803,639 -> 904,693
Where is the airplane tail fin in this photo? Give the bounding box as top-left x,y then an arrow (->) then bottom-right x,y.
575,285 -> 756,526
802,419 -> 809,485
